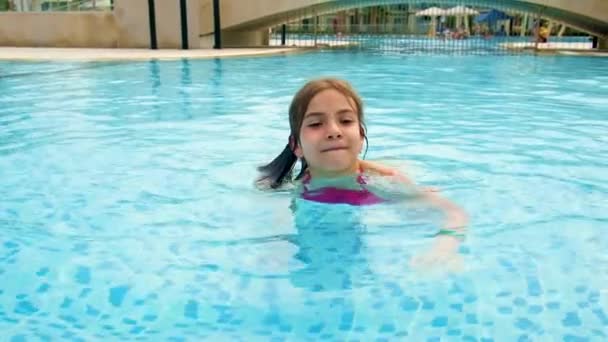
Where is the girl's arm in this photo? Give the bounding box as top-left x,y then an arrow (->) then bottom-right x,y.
360,160 -> 468,234
362,159 -> 468,270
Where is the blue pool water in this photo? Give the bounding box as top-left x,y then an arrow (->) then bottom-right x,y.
1,51 -> 607,341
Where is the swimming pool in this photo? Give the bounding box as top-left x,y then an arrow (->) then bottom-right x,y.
1,51 -> 607,340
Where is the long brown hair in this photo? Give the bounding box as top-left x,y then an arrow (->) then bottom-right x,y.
256,78 -> 368,189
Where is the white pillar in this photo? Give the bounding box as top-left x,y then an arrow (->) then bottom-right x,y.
407,8 -> 416,34
31,0 -> 41,11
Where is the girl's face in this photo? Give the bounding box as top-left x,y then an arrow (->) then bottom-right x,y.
294,89 -> 364,177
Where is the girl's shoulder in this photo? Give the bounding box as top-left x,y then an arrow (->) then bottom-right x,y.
359,160 -> 399,176
359,160 -> 415,185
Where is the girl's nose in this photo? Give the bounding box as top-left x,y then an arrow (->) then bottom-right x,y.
326,122 -> 342,139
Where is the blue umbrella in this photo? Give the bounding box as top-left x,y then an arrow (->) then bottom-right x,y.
474,9 -> 512,24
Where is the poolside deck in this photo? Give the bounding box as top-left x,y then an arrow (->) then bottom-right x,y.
0,46 -> 606,61
269,39 -> 358,48
502,42 -> 594,50
0,47 -> 302,61
500,42 -> 608,56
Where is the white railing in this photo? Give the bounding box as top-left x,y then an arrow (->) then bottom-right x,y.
1,0 -> 113,12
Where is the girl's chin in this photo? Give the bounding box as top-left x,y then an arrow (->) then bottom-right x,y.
312,161 -> 358,174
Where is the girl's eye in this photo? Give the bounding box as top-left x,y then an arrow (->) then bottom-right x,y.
341,119 -> 354,124
308,122 -> 321,127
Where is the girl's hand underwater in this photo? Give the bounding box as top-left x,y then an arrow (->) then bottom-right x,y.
410,235 -> 464,273
410,192 -> 468,273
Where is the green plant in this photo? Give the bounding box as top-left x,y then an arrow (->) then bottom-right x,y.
0,0 -> 10,11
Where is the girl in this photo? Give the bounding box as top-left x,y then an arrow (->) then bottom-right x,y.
257,77 -> 468,269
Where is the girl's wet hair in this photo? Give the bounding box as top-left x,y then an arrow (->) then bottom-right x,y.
256,77 -> 368,189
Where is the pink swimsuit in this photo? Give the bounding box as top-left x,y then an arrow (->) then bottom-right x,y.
300,170 -> 385,206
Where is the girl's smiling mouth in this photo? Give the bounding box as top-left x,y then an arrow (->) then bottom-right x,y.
321,146 -> 348,152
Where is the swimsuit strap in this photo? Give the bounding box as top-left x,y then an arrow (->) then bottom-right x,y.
301,171 -> 312,192
356,167 -> 367,185
302,171 -> 312,184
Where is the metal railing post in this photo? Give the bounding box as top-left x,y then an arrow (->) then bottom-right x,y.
180,0 -> 189,49
281,24 -> 286,45
213,0 -> 222,49
148,0 -> 158,49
